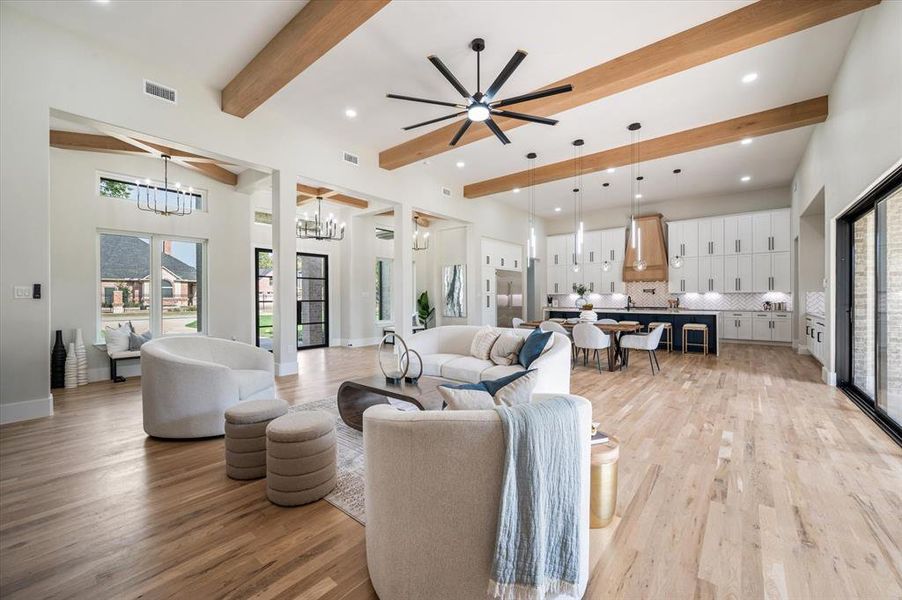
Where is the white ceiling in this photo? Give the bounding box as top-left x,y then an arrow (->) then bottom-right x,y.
12,0 -> 864,218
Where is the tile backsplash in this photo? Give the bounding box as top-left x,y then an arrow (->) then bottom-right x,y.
550,281 -> 792,312
806,291 -> 825,316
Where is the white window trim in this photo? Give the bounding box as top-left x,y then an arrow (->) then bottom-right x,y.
96,170 -> 208,212
96,229 -> 209,343
375,256 -> 393,324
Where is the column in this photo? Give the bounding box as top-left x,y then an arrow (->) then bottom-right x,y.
271,170 -> 298,376
393,204 -> 414,338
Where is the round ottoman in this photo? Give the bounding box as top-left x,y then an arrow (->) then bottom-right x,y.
224,398 -> 289,480
590,436 -> 620,528
266,411 -> 336,506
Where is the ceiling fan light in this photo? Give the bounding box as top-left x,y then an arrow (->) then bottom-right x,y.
467,104 -> 490,122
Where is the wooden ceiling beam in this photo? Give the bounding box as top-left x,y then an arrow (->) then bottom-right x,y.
172,160 -> 238,187
463,96 -> 828,199
49,130 -> 146,155
297,190 -> 368,209
375,209 -> 435,227
222,0 -> 391,118
379,0 -> 877,170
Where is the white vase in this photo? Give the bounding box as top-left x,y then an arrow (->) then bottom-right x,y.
64,342 -> 78,389
579,310 -> 598,322
75,328 -> 88,386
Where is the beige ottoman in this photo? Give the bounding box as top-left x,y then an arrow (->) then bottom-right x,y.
266,411 -> 336,507
224,398 -> 289,480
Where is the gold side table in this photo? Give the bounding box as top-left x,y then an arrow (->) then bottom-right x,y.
590,436 -> 620,528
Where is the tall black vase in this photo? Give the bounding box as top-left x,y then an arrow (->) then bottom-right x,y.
51,330 -> 66,389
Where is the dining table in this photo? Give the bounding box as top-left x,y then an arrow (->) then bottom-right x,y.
518,320 -> 641,372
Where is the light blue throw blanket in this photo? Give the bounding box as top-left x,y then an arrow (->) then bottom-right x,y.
490,396 -> 583,600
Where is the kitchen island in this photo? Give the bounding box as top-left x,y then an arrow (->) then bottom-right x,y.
543,307 -> 720,355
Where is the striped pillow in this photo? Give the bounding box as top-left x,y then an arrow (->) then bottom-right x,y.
470,326 -> 501,360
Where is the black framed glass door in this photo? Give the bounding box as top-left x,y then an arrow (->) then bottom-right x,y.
255,249 -> 329,351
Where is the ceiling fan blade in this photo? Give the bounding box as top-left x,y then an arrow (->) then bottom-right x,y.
427,55 -> 471,99
484,118 -> 511,145
491,109 -> 558,126
492,84 -> 573,108
403,111 -> 467,131
387,93 -> 463,108
449,119 -> 472,146
485,50 -> 527,100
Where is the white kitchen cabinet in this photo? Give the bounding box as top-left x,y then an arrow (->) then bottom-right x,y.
723,254 -> 754,293
483,239 -> 523,271
697,217 -> 724,256
806,315 -> 826,364
753,312 -> 791,342
697,256 -> 724,293
668,220 -> 699,259
583,230 -> 602,266
583,265 -> 602,295
482,267 -> 494,295
753,252 -> 790,292
547,266 -> 569,295
601,227 -> 626,264
546,235 -> 568,268
600,262 -> 625,294
482,293 -> 496,327
669,256 -> 698,294
753,209 -> 791,253
723,214 -> 753,255
722,312 -> 752,340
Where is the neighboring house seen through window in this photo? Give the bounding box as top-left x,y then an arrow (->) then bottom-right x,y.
99,175 -> 205,211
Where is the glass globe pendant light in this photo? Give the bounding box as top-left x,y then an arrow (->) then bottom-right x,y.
600,182 -> 612,272
571,139 -> 585,274
627,123 -> 646,271
670,168 -> 684,268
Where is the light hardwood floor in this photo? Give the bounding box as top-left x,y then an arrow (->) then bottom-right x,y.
1,343 -> 900,599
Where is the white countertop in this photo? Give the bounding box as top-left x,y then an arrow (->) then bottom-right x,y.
543,306 -> 721,316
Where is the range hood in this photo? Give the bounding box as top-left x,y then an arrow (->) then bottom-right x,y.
622,214 -> 668,282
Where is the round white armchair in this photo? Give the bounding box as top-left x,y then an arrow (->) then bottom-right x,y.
141,336 -> 275,438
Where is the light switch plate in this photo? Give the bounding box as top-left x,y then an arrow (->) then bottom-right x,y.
14,286 -> 32,299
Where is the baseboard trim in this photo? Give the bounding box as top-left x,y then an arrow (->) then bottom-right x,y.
87,364 -> 142,382
822,368 -> 837,386
275,361 -> 298,377
796,346 -> 811,355
0,395 -> 54,424
344,337 -> 382,347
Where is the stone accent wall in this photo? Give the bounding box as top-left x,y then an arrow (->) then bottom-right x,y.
883,190 -> 901,423
852,211 -> 876,397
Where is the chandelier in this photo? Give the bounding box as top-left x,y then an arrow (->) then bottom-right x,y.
297,197 -> 345,241
412,219 -> 430,251
136,154 -> 195,217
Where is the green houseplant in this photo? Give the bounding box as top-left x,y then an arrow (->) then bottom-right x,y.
417,291 -> 435,329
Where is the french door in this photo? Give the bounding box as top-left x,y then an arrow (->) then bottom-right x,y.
837,165 -> 901,443
255,249 -> 329,351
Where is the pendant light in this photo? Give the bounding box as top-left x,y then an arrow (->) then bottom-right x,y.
526,152 -> 538,261
571,139 -> 585,274
601,182 -> 612,272
136,154 -> 195,217
412,216 -> 430,251
627,123 -> 647,272
670,168 -> 684,269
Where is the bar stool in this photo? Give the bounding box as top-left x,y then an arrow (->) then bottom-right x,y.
647,322 -> 673,352
682,323 -> 708,356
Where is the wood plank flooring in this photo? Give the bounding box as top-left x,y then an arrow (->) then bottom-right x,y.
1,343 -> 900,599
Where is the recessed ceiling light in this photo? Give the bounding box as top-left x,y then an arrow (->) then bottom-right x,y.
741,72 -> 758,84
344,108 -> 357,119
512,188 -> 520,193
606,167 -> 616,173
740,175 -> 752,182
94,0 -> 110,3
634,193 -> 643,199
456,161 -> 465,168
554,207 -> 561,212
741,137 -> 753,145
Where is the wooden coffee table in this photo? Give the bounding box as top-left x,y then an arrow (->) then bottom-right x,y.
336,375 -> 450,431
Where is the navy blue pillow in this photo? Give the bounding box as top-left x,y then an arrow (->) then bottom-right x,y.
440,369 -> 536,408
518,329 -> 552,368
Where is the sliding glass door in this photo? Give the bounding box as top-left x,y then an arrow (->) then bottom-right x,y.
255,249 -> 329,351
838,167 -> 902,442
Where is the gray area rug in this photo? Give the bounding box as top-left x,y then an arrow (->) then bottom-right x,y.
290,398 -> 366,524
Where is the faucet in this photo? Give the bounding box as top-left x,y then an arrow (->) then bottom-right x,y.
626,295 -> 634,311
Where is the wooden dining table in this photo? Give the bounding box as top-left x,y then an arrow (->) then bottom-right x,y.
519,320 -> 641,372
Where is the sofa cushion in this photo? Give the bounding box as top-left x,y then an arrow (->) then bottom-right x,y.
437,383 -> 494,410
441,356 -> 494,383
518,329 -> 553,369
490,332 -> 525,366
421,353 -> 462,377
441,369 -> 537,410
232,369 -> 273,399
469,326 -> 501,360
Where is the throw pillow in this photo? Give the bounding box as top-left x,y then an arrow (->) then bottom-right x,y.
518,329 -> 553,369
490,331 -> 525,366
128,331 -> 153,351
470,326 -> 501,360
103,325 -> 130,353
440,369 -> 537,410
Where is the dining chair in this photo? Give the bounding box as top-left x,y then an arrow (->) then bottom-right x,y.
540,320 -> 576,366
511,317 -> 525,329
619,324 -> 666,375
572,322 -> 612,372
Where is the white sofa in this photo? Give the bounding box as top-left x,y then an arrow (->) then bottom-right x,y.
407,325 -> 571,394
141,336 -> 275,438
364,393 -> 591,600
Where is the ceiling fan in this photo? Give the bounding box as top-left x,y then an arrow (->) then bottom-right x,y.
387,38 -> 573,146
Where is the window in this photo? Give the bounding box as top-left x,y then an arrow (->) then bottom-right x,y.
254,211 -> 272,225
98,232 -> 206,340
376,258 -> 392,321
98,175 -> 204,211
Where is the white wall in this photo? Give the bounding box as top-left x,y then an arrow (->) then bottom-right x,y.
791,0 -> 902,382
0,5 -> 541,420
48,149 -> 254,382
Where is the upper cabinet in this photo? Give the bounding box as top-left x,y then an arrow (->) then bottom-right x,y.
600,227 -> 626,264
697,217 -> 724,256
752,208 -> 790,253
723,214 -> 754,255
546,235 -> 568,269
582,230 -> 602,265
483,238 -> 523,271
667,220 -> 698,259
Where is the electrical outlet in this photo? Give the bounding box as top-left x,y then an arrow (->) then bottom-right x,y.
13,286 -> 32,299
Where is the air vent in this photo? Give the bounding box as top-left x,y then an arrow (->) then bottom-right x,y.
144,79 -> 177,104
441,187 -> 452,198
342,151 -> 359,167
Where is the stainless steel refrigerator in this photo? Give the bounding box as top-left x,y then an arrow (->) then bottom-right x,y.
495,269 -> 523,327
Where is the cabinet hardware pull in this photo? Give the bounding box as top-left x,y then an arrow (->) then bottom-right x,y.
486,280 -> 490,292
486,256 -> 490,265
514,260 -> 518,268
817,332 -> 821,342
501,258 -> 504,266
486,296 -> 490,308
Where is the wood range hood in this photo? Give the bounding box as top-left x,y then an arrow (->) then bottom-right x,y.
623,214 -> 668,282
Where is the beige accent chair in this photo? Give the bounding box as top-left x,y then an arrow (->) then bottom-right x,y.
363,394 -> 592,600
141,336 -> 274,438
